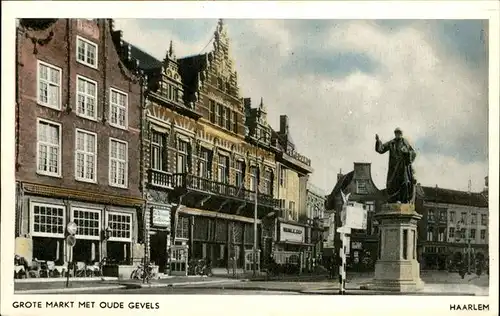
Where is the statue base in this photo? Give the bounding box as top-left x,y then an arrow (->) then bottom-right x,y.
362,203 -> 424,292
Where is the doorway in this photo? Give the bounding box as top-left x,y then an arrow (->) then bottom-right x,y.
150,232 -> 168,273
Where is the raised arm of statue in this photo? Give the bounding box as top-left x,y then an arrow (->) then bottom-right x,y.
375,138 -> 390,154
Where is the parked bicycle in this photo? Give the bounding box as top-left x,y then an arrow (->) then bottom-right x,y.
188,258 -> 213,276
130,261 -> 156,282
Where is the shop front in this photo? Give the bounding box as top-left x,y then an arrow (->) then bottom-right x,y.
274,221 -> 313,272
175,207 -> 260,272
148,205 -> 171,275
15,194 -> 143,279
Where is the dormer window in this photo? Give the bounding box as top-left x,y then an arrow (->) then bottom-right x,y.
160,82 -> 178,102
356,180 -> 368,194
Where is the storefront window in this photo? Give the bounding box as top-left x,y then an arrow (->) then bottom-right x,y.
106,212 -> 132,264
72,208 -> 101,263
176,216 -> 189,240
31,203 -> 65,264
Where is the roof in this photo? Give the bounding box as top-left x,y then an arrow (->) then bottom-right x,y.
325,171 -> 354,210
123,40 -> 163,70
417,186 -> 488,208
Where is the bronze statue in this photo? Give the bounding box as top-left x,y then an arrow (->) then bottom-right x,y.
375,128 -> 416,204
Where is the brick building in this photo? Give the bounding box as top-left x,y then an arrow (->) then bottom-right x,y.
325,162 -> 386,272
15,19 -> 145,276
415,184 -> 489,271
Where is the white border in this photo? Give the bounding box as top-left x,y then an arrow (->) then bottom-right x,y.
74,128 -> 98,183
2,2 -> 499,316
36,60 -> 63,111
36,117 -> 63,178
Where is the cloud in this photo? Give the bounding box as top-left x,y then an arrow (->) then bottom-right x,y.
114,19 -> 489,193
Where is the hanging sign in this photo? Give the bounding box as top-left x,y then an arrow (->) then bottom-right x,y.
152,208 -> 171,228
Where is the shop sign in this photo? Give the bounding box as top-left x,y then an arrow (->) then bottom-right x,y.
152,208 -> 171,228
342,202 -> 367,230
280,223 -> 305,243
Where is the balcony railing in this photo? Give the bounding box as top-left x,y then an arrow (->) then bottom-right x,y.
149,169 -> 174,189
171,173 -> 277,208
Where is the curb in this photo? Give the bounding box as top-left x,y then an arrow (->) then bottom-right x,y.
14,285 -> 127,294
15,277 -> 119,284
299,289 -> 478,296
122,279 -> 244,289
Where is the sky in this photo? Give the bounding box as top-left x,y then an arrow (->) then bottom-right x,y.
114,19 -> 489,194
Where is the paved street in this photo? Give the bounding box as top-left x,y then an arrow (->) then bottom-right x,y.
66,286 -> 302,295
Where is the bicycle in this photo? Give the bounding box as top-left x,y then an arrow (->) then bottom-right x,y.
130,262 -> 155,282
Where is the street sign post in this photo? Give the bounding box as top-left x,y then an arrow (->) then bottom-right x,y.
66,222 -> 77,288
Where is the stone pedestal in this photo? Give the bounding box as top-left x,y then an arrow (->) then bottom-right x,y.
364,203 -> 424,292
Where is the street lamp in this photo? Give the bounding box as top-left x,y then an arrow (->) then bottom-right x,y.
253,134 -> 268,277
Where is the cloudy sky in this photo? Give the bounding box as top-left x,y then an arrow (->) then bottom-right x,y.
114,19 -> 489,194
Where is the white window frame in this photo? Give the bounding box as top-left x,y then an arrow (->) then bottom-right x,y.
76,35 -> 98,69
217,154 -> 229,183
109,88 -> 129,130
150,130 -> 166,171
36,118 -> 62,177
75,128 -> 97,183
30,202 -> 66,238
37,60 -> 62,110
106,211 -> 133,242
108,138 -> 128,188
76,75 -> 98,120
235,160 -> 245,188
70,207 -> 101,241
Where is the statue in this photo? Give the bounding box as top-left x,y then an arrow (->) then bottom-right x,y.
375,127 -> 416,204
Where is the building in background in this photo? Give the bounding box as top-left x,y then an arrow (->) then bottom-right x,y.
306,183 -> 327,263
415,184 -> 489,271
325,162 -> 385,272
15,19 -> 145,277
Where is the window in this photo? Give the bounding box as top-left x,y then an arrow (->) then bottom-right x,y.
428,209 -> 435,222
225,107 -> 231,130
449,211 -> 455,222
356,180 -> 368,194
439,210 -> 447,222
109,88 -> 128,129
225,82 -> 231,94
460,228 -> 466,239
76,36 -> 98,68
480,229 -> 486,240
176,216 -> 189,239
250,166 -> 258,191
209,100 -> 216,123
109,138 -> 128,188
481,214 -> 487,226
107,212 -> 132,242
37,119 -> 61,177
75,129 -> 97,182
289,201 -> 296,221
471,213 -> 476,224
198,147 -> 211,179
31,203 -> 65,237
37,60 -> 62,110
263,168 -> 273,196
470,228 -> 476,240
217,104 -> 224,126
176,139 -> 189,173
235,160 -> 245,188
217,154 -> 229,184
232,111 -> 238,133
426,227 -> 434,241
438,228 -> 445,242
72,208 -> 100,240
365,201 -> 375,212
217,77 -> 223,90
76,75 -> 97,120
279,165 -> 287,188
460,212 -> 466,223
151,130 -> 167,171
448,227 -> 455,239
160,82 -> 178,101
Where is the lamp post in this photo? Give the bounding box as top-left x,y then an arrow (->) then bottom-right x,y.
456,218 -> 472,274
253,134 -> 268,277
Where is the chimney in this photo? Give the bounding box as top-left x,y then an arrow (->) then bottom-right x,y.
243,98 -> 252,110
279,115 -> 289,134
353,162 -> 371,180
